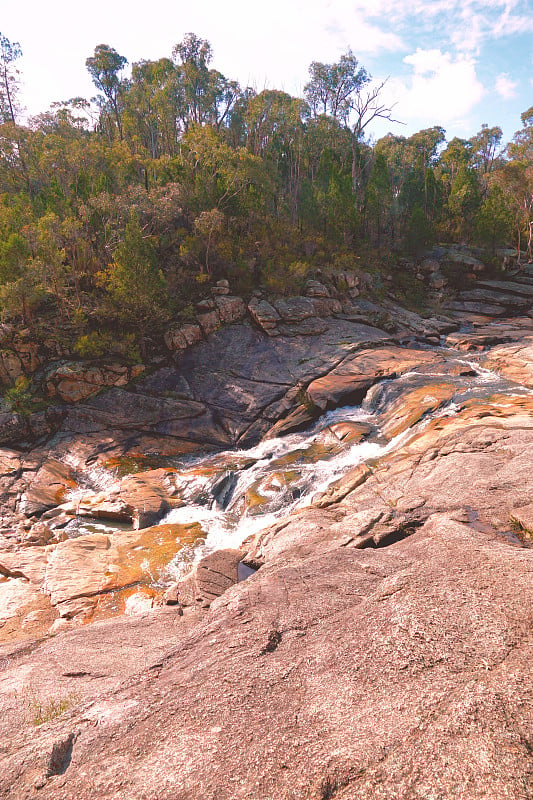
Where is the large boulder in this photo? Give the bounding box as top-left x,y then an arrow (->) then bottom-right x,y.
305,346 -> 441,412
247,297 -> 281,335
172,548 -> 243,609
45,363 -> 145,404
214,295 -> 247,324
43,522 -> 205,618
481,338 -> 533,387
274,297 -> 315,323
20,459 -> 77,517
164,323 -> 203,352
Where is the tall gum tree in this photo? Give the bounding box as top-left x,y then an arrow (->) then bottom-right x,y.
304,51 -> 399,215
0,33 -> 30,189
503,107 -> 533,260
0,33 -> 21,125
171,34 -> 241,134
86,44 -> 128,140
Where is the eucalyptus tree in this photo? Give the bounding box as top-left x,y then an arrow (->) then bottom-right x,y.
0,33 -> 31,190
244,90 -> 307,221
0,33 -> 22,125
304,50 -> 398,216
500,107 -> 533,259
300,114 -> 352,233
370,128 -> 444,245
365,150 -> 393,245
86,44 -> 128,140
401,126 -> 445,217
171,33 -> 241,133
437,137 -> 473,185
469,124 -> 503,176
304,51 -> 369,125
122,58 -> 178,158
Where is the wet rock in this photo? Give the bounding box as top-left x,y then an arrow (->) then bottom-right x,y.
211,471 -> 239,510
20,459 -> 77,517
380,382 -> 457,439
118,474 -> 172,529
481,339 -> 533,387
263,404 -> 317,439
307,374 -> 376,411
44,523 -> 204,616
321,420 -> 373,444
306,346 -> 442,413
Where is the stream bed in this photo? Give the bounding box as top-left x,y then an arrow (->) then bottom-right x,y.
64,346 -> 533,599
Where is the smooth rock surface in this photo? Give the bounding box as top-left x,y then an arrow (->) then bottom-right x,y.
1,513 -> 531,800
0,307 -> 533,799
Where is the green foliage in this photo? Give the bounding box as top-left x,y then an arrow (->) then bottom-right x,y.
475,185 -> 513,251
447,165 -> 481,239
0,277 -> 45,323
99,209 -> 169,354
4,376 -> 33,415
0,33 -> 23,124
304,50 -> 369,124
74,330 -> 140,361
406,206 -> 433,255
0,33 -> 527,364
16,684 -> 80,726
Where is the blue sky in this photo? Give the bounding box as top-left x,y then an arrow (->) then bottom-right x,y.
3,0 -> 532,145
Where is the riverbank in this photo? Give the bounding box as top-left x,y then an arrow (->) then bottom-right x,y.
0,266 -> 532,798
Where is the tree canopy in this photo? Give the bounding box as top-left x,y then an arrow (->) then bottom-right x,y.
0,31 -> 529,364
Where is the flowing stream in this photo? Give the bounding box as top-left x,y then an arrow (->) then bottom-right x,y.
65,346 -> 532,594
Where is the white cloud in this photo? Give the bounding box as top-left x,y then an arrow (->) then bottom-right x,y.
326,9 -> 404,54
384,48 -> 485,125
306,1 -> 404,55
348,0 -> 533,54
495,72 -> 518,99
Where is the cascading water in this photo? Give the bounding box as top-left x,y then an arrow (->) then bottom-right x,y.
65,346 -> 533,590
162,407 -> 401,578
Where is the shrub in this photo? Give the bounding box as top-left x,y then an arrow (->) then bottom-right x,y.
4,376 -> 33,415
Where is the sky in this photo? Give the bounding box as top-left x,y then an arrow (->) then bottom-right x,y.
3,0 -> 532,145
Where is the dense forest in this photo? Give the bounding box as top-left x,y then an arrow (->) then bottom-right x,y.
0,31 -> 532,361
